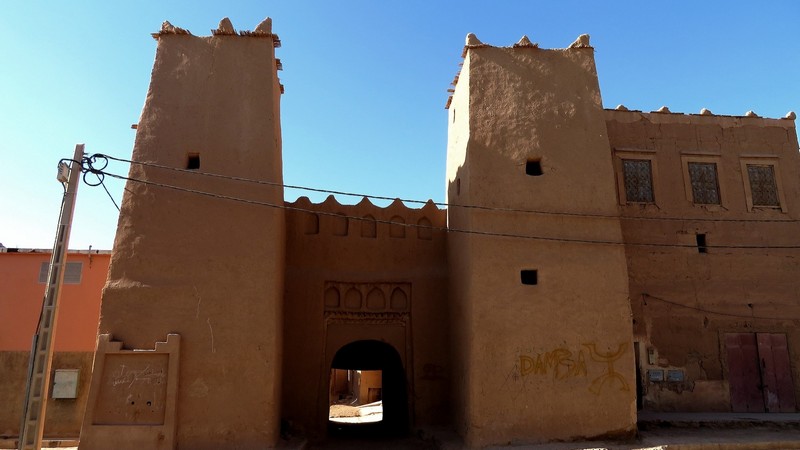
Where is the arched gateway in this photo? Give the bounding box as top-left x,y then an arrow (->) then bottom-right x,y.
328,340 -> 409,437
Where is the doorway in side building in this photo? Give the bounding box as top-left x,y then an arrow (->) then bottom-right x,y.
725,333 -> 796,412
328,340 -> 408,437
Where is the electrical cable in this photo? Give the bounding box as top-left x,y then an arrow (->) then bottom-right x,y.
642,293 -> 799,321
69,156 -> 800,319
79,157 -> 800,249
92,153 -> 800,224
99,180 -> 121,212
78,154 -> 121,212
99,169 -> 630,246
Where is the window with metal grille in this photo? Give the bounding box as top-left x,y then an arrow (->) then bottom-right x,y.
38,261 -> 83,284
622,159 -> 654,203
688,162 -> 720,204
747,164 -> 780,207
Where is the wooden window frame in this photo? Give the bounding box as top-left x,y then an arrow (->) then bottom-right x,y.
681,154 -> 726,210
614,150 -> 659,206
739,157 -> 787,213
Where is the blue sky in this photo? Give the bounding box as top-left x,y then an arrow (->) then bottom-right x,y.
1,1 -> 798,250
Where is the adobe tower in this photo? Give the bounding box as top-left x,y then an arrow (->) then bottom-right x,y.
445,34 -> 637,446
80,18 -> 285,449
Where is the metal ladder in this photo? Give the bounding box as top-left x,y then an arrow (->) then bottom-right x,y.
18,144 -> 84,450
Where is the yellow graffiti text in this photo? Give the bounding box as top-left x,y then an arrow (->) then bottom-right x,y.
519,348 -> 587,380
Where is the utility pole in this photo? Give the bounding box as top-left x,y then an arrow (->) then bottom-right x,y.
18,144 -> 84,450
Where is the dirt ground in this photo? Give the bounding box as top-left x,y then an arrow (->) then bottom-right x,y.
20,412 -> 800,450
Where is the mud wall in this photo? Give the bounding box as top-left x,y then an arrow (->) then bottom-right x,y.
445,39 -> 636,447
81,21 -> 286,449
281,196 -> 449,438
606,110 -> 800,412
1,352 -> 93,440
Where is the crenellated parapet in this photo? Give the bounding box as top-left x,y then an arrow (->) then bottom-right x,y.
606,106 -> 796,128
150,17 -> 284,93
285,195 -> 445,241
152,17 -> 279,42
446,33 -> 593,109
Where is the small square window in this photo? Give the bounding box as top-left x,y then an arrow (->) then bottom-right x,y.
696,233 -> 708,254
688,162 -> 720,204
520,270 -> 538,285
622,159 -> 654,203
187,153 -> 201,170
525,160 -> 543,176
747,164 -> 780,207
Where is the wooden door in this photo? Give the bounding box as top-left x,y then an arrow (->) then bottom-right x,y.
757,333 -> 796,412
725,333 -> 765,412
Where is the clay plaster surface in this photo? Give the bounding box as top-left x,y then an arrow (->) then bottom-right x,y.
607,109 -> 800,413
446,43 -> 636,447
281,196 -> 449,437
62,19 -> 800,449
82,28 -> 285,449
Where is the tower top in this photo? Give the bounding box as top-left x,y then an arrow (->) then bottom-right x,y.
446,33 -> 593,109
151,17 -> 280,46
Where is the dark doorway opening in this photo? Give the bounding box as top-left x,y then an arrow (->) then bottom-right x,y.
328,340 -> 408,438
634,342 -> 643,410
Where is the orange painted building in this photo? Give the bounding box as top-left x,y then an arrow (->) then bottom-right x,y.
0,248 -> 109,439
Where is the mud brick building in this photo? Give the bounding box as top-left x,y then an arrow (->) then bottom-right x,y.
3,16 -> 798,450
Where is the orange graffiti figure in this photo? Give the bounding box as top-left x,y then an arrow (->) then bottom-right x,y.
583,343 -> 629,395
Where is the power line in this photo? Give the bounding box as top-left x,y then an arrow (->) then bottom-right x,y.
99,169 -> 626,246
93,153 -> 800,224
78,155 -> 121,212
642,293 -> 800,321
88,164 -> 800,250
99,180 -> 121,212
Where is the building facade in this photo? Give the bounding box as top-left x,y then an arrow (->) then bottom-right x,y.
0,249 -> 109,441
609,108 -> 800,414
7,18 -> 796,449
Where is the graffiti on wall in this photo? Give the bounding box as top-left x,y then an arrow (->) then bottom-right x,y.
519,347 -> 587,380
511,342 -> 629,396
584,342 -> 629,394
93,353 -> 170,425
110,364 -> 166,389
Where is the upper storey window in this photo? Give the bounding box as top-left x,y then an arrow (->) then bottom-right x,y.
740,158 -> 787,212
622,159 -> 654,203
688,162 -> 720,205
747,164 -> 780,207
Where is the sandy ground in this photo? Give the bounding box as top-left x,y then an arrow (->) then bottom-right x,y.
26,427 -> 800,450
329,401 -> 383,424
17,412 -> 800,449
